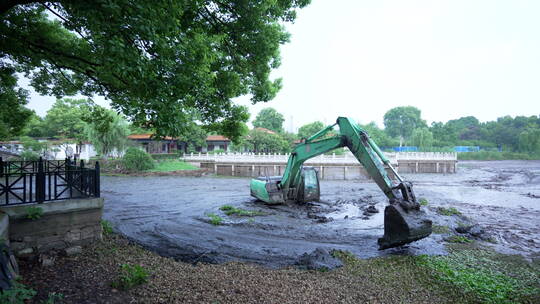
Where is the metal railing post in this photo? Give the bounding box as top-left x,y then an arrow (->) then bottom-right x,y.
94,161 -> 100,197
36,157 -> 45,203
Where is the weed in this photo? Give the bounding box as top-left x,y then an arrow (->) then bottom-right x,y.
207,213 -> 223,225
432,225 -> 450,234
419,198 -> 428,206
219,205 -> 264,216
0,279 -> 36,304
437,206 -> 461,216
25,206 -> 43,220
43,292 -> 64,304
416,250 -> 540,303
101,220 -> 114,235
111,264 -> 150,290
447,235 -> 473,243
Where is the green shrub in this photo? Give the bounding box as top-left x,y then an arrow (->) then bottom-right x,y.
0,280 -> 36,304
111,264 -> 150,290
419,198 -> 428,206
25,206 -> 43,220
101,220 -> 113,235
447,235 -> 473,243
150,153 -> 179,161
208,149 -> 225,155
19,150 -> 40,161
121,148 -> 155,172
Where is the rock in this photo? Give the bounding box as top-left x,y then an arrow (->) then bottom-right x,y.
39,254 -> 55,267
344,215 -> 349,219
64,246 -> 82,256
365,205 -> 379,214
469,224 -> 484,237
296,248 -> 343,270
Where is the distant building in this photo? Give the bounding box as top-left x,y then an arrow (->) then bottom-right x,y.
127,134 -> 231,154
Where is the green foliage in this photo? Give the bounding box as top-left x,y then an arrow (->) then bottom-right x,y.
419,198 -> 428,206
457,151 -> 539,160
519,127 -> 540,154
219,205 -> 264,216
383,106 -> 426,145
146,161 -> 197,172
447,235 -> 473,243
416,250 -> 539,304
150,154 -> 179,160
298,121 -> 325,139
19,150 -> 40,161
207,213 -> 223,225
25,206 -> 43,220
0,279 -> 36,304
432,225 -> 450,234
101,220 -> 113,235
411,127 -> 434,148
85,108 -> 129,158
0,67 -> 32,140
2,1 -> 310,141
359,122 -> 398,147
252,108 -> 285,133
121,148 -> 155,172
41,99 -> 93,142
111,264 -> 150,290
437,207 -> 462,216
245,128 -> 289,153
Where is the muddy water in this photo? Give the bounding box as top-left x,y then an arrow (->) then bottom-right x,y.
101,160 -> 540,267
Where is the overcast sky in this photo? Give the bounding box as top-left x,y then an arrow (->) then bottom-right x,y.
26,0 -> 540,132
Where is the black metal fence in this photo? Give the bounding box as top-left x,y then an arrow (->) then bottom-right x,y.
0,157 -> 100,205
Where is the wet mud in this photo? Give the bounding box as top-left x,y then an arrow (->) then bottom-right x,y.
101,160 -> 540,268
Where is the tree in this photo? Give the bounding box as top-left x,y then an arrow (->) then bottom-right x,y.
252,108 -> 285,133
245,128 -> 288,153
383,106 -> 426,146
360,122 -> 398,147
85,107 -> 129,158
298,121 -> 324,139
1,1 -> 310,140
519,128 -> 540,154
183,124 -> 208,154
22,112 -> 47,138
0,67 -> 32,140
411,127 -> 434,149
42,98 -> 92,144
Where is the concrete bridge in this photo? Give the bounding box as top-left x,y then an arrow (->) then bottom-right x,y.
183,152 -> 457,180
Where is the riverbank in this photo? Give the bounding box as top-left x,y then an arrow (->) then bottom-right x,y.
14,233 -> 539,303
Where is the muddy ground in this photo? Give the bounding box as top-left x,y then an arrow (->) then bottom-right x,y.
101,160 -> 540,268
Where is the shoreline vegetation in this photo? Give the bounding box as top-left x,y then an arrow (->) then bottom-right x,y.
11,232 -> 540,304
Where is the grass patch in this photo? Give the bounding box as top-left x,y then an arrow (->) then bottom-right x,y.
437,206 -> 461,216
0,279 -> 36,303
457,151 -> 540,161
111,264 -> 150,290
416,249 -> 540,303
145,161 -> 197,172
207,213 -> 223,225
101,220 -> 114,235
25,206 -> 43,220
447,235 -> 473,243
432,225 -> 450,234
419,198 -> 428,206
219,205 -> 264,216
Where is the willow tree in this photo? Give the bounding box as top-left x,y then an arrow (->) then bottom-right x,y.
1,0 -> 310,140
85,107 -> 129,158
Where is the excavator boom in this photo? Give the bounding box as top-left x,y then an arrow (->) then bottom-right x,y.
250,117 -> 432,249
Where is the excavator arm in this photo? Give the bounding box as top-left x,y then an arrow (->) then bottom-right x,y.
250,117 -> 432,249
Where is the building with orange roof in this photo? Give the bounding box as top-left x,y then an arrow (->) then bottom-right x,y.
127,133 -> 231,154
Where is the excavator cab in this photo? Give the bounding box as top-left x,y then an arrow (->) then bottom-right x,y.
249,117 -> 432,250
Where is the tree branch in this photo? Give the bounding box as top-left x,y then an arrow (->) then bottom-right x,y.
0,0 -> 39,15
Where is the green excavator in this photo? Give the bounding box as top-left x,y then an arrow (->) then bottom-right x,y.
250,117 -> 432,249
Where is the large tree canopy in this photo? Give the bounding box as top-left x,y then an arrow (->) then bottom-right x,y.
383,106 -> 426,146
0,67 -> 32,139
1,0 -> 310,140
252,107 -> 284,133
298,121 -> 324,139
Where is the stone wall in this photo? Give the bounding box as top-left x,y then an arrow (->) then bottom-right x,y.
200,162 -> 400,180
0,198 -> 104,257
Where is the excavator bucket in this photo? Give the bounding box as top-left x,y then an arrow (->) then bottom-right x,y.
378,202 -> 432,249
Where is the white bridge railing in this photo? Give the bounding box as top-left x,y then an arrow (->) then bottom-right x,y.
182,151 -> 457,164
